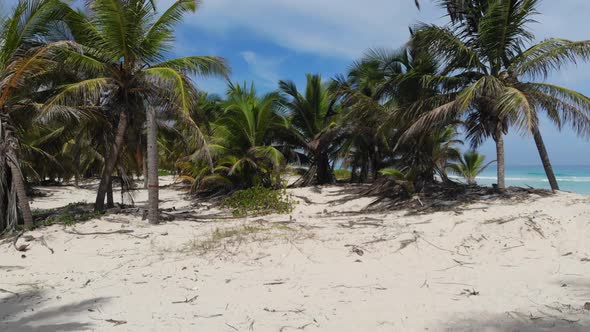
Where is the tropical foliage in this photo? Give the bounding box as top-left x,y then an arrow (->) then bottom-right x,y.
448,150 -> 495,185
1,0 -> 590,233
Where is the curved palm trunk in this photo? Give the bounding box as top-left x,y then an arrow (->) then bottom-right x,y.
95,112 -> 128,212
146,106 -> 159,224
1,114 -> 33,228
7,150 -> 33,228
532,127 -> 559,191
493,126 -> 506,190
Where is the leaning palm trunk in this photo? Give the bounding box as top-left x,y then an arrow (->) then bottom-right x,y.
95,112 -> 129,212
493,126 -> 506,190
146,106 -> 159,224
531,127 -> 559,191
0,114 -> 33,229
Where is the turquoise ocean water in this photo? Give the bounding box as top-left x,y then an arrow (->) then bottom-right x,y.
468,165 -> 590,195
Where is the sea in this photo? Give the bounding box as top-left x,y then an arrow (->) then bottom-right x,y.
470,165 -> 590,195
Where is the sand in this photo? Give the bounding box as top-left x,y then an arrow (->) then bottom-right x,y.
1,177 -> 590,331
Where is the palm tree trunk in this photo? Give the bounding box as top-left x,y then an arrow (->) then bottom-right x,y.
146,106 -> 159,224
316,153 -> 333,185
95,111 -> 128,212
7,149 -> 33,228
106,177 -> 114,208
1,114 -> 33,228
142,151 -> 148,189
493,126 -> 506,190
532,126 -> 559,191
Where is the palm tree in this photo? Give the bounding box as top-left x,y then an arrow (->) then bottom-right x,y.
0,0 -> 69,230
183,82 -> 286,193
406,0 -> 590,191
279,74 -> 340,186
448,150 -> 495,185
44,0 -> 229,224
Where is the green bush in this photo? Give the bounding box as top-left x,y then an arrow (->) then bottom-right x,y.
222,186 -> 295,217
158,169 -> 172,176
333,169 -> 352,181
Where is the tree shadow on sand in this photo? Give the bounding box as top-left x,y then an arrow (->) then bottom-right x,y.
440,311 -> 590,332
1,288 -> 109,332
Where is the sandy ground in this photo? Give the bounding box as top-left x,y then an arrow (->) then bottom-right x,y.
1,177 -> 590,332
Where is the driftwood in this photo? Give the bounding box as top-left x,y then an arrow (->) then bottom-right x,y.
13,231 -> 28,252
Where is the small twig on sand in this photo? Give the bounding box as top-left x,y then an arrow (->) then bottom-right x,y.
195,314 -> 223,318
484,216 -> 520,225
526,217 -> 545,238
105,319 -> 127,326
292,195 -> 315,204
172,295 -> 199,304
279,320 -> 319,331
503,244 -> 525,250
263,281 -> 285,286
264,307 -> 305,314
225,323 -> 239,331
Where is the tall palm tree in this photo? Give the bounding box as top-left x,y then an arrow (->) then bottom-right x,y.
279,74 -> 340,186
0,0 -> 69,230
406,0 -> 590,191
44,0 -> 229,224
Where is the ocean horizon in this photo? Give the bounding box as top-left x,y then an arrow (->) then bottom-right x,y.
466,165 -> 590,195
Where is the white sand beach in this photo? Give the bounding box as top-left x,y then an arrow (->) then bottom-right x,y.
1,177 -> 590,331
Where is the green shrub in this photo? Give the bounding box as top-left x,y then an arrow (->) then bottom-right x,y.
158,169 -> 172,176
333,169 -> 352,181
222,186 -> 295,217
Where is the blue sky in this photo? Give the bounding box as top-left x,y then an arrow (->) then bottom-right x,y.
3,0 -> 590,165
161,0 -> 590,166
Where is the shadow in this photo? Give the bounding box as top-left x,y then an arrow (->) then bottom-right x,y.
440,311 -> 590,332
1,288 -> 109,332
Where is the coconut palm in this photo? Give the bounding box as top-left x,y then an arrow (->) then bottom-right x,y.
448,150 -> 495,185
0,0 -> 70,231
406,0 -> 590,191
279,74 -> 341,186
183,82 -> 286,193
44,0 -> 229,224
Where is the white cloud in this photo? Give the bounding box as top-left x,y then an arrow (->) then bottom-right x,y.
158,0 -> 444,59
156,0 -> 590,66
239,50 -> 285,87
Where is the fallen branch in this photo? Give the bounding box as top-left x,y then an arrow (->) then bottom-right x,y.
64,229 -> 135,236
